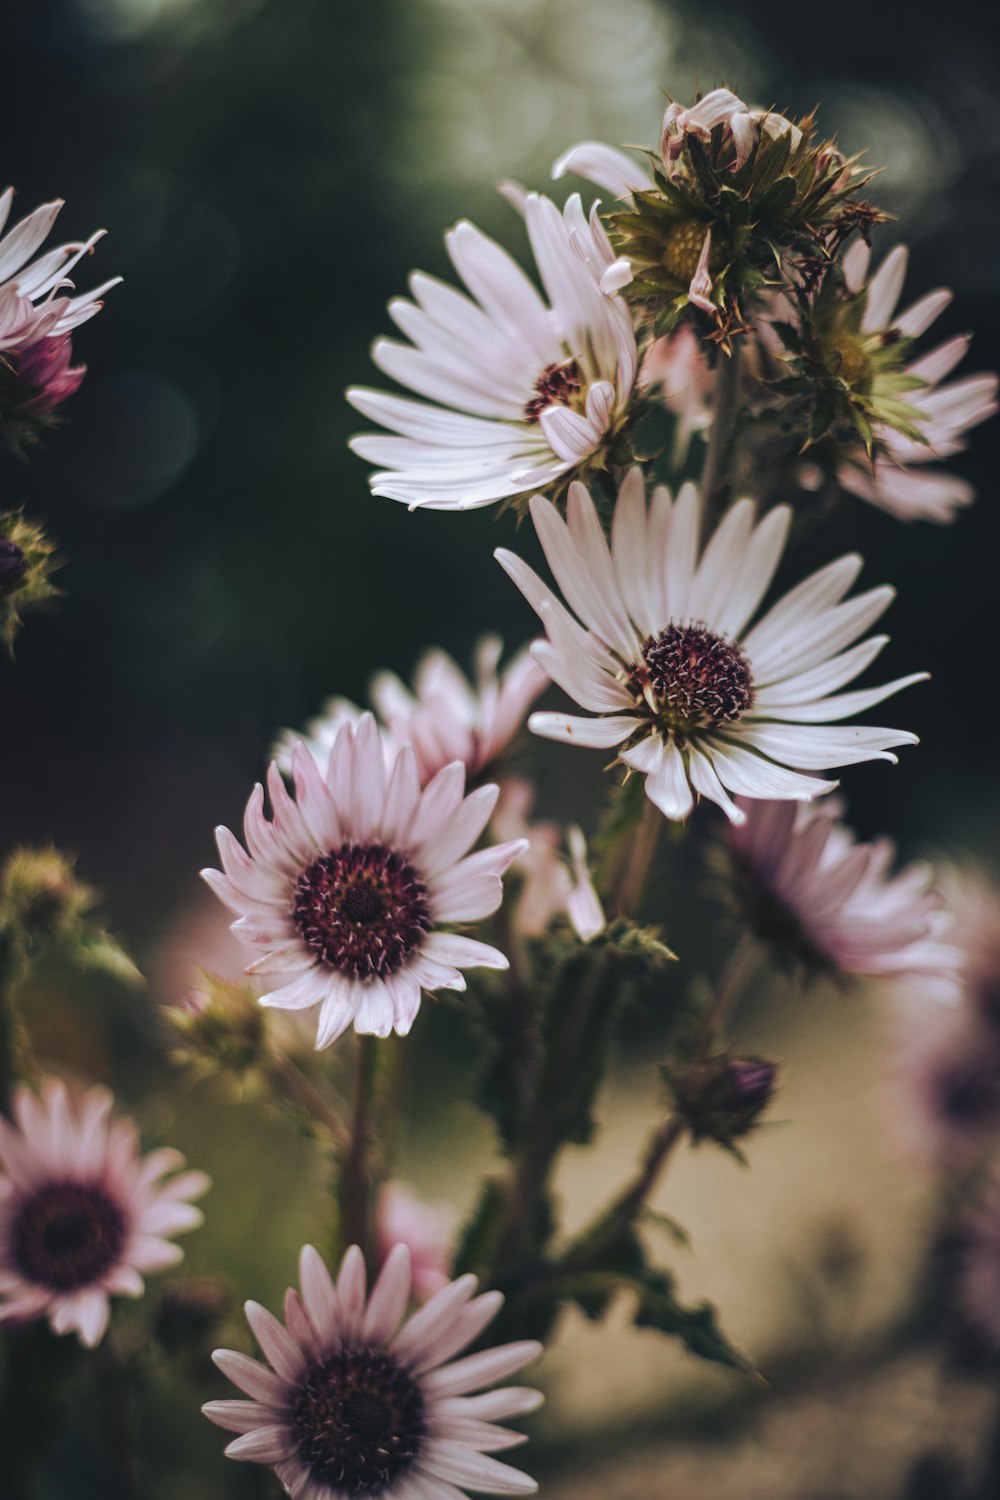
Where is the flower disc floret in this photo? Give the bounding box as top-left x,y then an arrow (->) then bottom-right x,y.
496,472 -> 924,824
203,715 -> 527,1048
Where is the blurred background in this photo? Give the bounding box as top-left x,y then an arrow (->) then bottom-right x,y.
3,0 -> 1000,1495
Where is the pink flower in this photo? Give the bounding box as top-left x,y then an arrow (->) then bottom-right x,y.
376,1182 -> 457,1300
640,326 -> 714,467
203,715 -> 527,1048
0,1079 -> 209,1347
493,779 -> 605,941
369,638 -> 548,786
203,1241 -> 542,1499
0,188 -> 119,354
886,999 -> 1000,1171
728,797 -> 959,983
10,332 -> 85,415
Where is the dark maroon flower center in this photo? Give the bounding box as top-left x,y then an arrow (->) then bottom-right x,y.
524,359 -> 583,423
293,1346 -> 426,1493
292,842 -> 431,979
12,1179 -> 128,1292
631,623 -> 753,730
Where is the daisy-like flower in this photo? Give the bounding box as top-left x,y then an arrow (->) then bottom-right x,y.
496,473 -> 923,823
203,1241 -> 542,1499
274,640 -> 547,790
347,192 -> 638,511
369,638 -> 548,786
827,243 -> 996,522
726,796 -> 959,982
376,1183 -> 457,1301
0,1078 -> 209,1347
0,189 -> 120,429
203,715 -> 527,1048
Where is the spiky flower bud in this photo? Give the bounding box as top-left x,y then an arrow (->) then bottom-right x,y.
0,509 -> 59,653
667,1052 -> 777,1148
166,971 -> 268,1082
0,847 -> 93,951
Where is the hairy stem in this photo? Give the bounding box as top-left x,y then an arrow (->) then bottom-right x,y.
270,1053 -> 350,1152
561,933 -> 759,1272
700,340 -> 743,513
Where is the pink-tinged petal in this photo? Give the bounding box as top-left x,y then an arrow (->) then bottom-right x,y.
421,1340 -> 542,1397
336,1244 -> 367,1342
299,1244 -> 340,1344
422,933 -> 509,972
528,712 -> 641,748
245,1300 -> 306,1382
202,1399 -> 282,1435
391,1273 -> 479,1363
363,1243 -> 412,1343
434,1389 -> 545,1422
224,1425 -> 298,1463
213,1348 -> 292,1404
418,1441 -> 538,1494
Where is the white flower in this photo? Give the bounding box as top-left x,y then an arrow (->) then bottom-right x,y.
0,188 -> 119,353
203,715 -> 527,1048
496,473 -> 923,824
836,242 -> 997,522
727,796 -> 959,983
347,194 -> 638,511
203,1241 -> 542,1500
369,638 -> 548,786
274,639 -> 547,789
0,1079 -> 209,1347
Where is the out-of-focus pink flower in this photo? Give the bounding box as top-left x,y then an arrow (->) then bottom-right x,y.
376,1181 -> 457,1301
728,797 -> 959,984
370,637 -> 547,786
0,1079 -> 209,1347
9,332 -> 86,415
203,1242 -> 543,1499
493,779 -> 605,942
960,1170 -> 1000,1345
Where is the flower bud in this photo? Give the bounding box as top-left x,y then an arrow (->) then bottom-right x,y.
0,847 -> 92,950
667,1052 -> 778,1148
166,971 -> 268,1081
0,539 -> 27,589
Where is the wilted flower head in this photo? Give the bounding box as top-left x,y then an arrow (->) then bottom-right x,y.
727,797 -> 958,983
554,90 -> 874,340
203,715 -> 527,1048
348,192 -> 637,511
376,1182 -> 457,1301
0,1079 -> 209,1346
497,472 -> 922,823
766,241 -> 998,521
0,188 -> 119,445
203,1241 -> 542,1500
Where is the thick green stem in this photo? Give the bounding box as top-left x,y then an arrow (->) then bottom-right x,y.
341,1033 -> 379,1266
560,934 -> 759,1273
700,341 -> 743,513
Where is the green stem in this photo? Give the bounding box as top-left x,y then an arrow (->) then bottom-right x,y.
700,340 -> 743,513
560,934 -> 759,1273
270,1053 -> 350,1152
342,1033 -> 379,1266
609,795 -> 663,918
